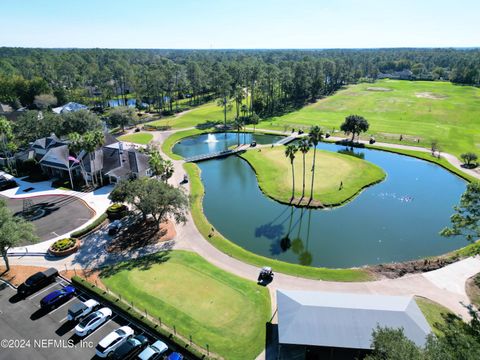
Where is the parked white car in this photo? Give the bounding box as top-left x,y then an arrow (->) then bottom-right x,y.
95,326 -> 134,358
67,299 -> 100,322
137,339 -> 168,360
74,307 -> 112,337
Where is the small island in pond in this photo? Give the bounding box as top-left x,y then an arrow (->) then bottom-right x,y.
240,146 -> 386,207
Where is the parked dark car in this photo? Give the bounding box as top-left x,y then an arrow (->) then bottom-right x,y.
40,285 -> 76,309
111,334 -> 148,360
17,268 -> 58,297
0,175 -> 17,191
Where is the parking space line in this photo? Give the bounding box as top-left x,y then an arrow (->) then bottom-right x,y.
27,283 -> 60,300
49,297 -> 76,315
83,315 -> 117,342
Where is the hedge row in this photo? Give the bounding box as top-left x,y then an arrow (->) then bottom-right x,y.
71,276 -> 211,360
70,213 -> 108,238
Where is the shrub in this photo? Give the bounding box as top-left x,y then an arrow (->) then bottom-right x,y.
51,238 -> 76,251
106,203 -> 128,220
71,213 -> 108,238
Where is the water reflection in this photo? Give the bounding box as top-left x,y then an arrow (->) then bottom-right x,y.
337,147 -> 365,159
257,206 -> 314,266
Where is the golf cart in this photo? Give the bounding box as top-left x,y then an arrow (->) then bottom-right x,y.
257,266 -> 274,285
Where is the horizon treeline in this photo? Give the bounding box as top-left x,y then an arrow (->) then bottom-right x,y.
0,47 -> 479,117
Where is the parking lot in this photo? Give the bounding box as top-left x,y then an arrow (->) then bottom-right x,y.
0,194 -> 94,242
0,276 -> 188,360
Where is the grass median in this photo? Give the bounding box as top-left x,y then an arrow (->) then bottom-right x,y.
118,132 -> 153,145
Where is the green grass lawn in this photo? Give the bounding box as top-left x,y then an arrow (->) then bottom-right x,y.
184,162 -> 374,282
148,101 -> 238,130
241,147 -> 385,206
100,250 -> 271,360
259,80 -> 480,158
117,132 -> 153,145
415,296 -> 453,336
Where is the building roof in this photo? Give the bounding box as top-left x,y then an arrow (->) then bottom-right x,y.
32,134 -> 64,150
104,143 -> 150,179
277,290 -> 431,350
39,145 -> 80,170
52,102 -> 88,114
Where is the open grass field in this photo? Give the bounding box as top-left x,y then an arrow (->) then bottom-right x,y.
148,101 -> 238,130
259,80 -> 480,158
117,132 -> 153,144
184,162 -> 374,281
241,147 -> 385,206
415,296 -> 453,336
100,250 -> 271,360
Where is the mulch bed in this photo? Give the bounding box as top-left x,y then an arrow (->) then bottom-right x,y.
106,219 -> 176,254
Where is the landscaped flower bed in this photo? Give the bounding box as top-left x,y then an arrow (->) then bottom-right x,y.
106,203 -> 128,220
48,238 -> 80,257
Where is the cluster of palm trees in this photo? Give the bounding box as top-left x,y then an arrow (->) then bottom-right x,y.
68,130 -> 105,187
284,125 -> 324,202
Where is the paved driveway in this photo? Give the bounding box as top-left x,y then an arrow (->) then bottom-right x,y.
1,195 -> 94,242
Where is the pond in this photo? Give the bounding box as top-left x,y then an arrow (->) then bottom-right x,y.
173,133 -> 468,268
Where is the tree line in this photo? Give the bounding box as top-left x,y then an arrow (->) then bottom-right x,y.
0,48 -> 479,119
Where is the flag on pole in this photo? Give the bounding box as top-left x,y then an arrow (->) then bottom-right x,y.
68,156 -> 80,164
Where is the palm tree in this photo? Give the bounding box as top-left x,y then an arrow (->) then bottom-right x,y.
308,126 -> 324,201
233,86 -> 245,120
162,159 -> 174,183
83,131 -> 105,187
216,97 -> 232,129
241,104 -> 248,122
285,144 -> 298,201
233,118 -> 243,146
298,138 -> 310,199
68,132 -> 88,187
149,150 -> 164,178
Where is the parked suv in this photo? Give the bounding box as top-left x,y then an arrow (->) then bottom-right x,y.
40,285 -> 76,309
17,268 -> 58,297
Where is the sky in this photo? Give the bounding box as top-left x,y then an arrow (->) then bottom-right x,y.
0,0 -> 479,49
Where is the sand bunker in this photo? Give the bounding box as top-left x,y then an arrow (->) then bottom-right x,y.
367,87 -> 393,92
415,92 -> 447,99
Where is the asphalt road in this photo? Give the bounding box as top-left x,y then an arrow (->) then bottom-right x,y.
0,277 -> 187,360
1,195 -> 94,242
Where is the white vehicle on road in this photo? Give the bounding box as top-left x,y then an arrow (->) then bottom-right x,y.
67,299 -> 100,321
95,326 -> 134,358
74,307 -> 112,337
